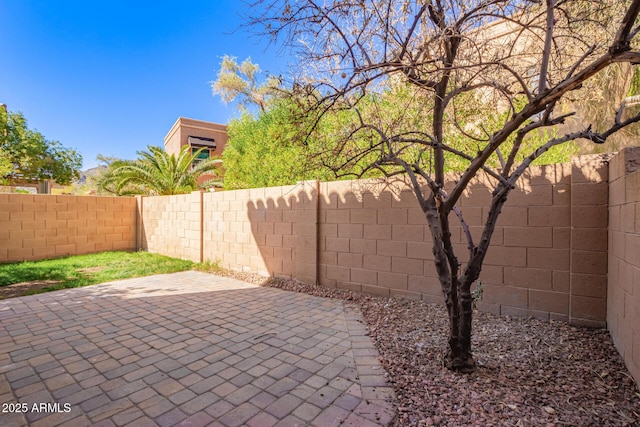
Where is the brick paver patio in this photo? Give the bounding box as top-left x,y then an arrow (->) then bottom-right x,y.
0,271 -> 395,426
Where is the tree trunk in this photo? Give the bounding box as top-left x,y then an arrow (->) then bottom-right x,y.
424,197 -> 477,373
439,189 -> 507,373
443,275 -> 476,373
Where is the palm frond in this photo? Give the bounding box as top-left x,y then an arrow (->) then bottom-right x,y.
101,145 -> 225,195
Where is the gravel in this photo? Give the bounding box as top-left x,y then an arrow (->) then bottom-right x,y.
218,270 -> 640,427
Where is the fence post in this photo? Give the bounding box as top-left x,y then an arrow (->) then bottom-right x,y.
316,179 -> 320,285
199,190 -> 204,263
136,195 -> 144,251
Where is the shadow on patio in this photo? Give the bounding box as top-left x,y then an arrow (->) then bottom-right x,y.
0,271 -> 395,427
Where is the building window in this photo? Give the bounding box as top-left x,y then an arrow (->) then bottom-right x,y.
192,147 -> 211,160
188,136 -> 216,166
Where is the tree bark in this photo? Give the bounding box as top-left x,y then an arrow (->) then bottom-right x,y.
428,182 -> 512,373
444,275 -> 476,373
424,195 -> 477,373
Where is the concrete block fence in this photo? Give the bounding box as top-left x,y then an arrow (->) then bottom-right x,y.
1,149 -> 639,384
0,194 -> 137,261
607,147 -> 640,385
137,156 -> 610,327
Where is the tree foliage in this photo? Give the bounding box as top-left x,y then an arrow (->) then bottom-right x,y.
248,0 -> 640,372
211,55 -> 283,113
97,145 -> 222,196
222,92 -> 400,189
0,149 -> 12,185
223,98 -> 335,189
213,55 -> 365,189
0,108 -> 82,185
217,58 -> 576,190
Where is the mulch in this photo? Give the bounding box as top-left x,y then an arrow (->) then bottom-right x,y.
251,274 -> 639,427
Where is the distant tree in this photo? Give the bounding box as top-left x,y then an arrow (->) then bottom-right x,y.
248,0 -> 640,372
211,55 -> 283,113
0,108 -> 82,185
100,145 -> 222,196
223,97 -> 344,189
213,56 -> 345,188
0,149 -> 12,185
217,56 -> 576,190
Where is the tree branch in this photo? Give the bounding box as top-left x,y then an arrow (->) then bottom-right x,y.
538,0 -> 556,94
612,0 -> 640,52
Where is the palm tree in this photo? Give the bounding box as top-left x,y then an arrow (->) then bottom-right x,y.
101,145 -> 223,196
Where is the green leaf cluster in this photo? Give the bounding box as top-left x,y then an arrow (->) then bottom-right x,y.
223,98 -> 337,189
223,86 -> 577,189
319,86 -> 577,176
0,108 -> 82,185
218,66 -> 577,190
442,94 -> 578,170
97,145 -> 223,196
0,149 -> 12,185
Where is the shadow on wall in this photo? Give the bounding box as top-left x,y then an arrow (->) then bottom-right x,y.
245,182 -> 318,284
244,156 -> 609,326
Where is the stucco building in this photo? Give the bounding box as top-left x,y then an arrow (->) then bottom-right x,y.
164,117 -> 228,161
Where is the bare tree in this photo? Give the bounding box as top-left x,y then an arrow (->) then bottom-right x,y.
247,0 -> 640,372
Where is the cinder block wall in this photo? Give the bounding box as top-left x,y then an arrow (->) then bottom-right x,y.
0,154 -> 613,327
493,163 -> 573,321
202,188 -> 269,275
0,193 -> 137,262
318,179 -> 423,299
139,183 -> 318,285
569,155 -> 610,326
136,154 -> 611,325
319,156 -> 607,326
316,158 -> 608,325
607,147 -> 640,386
139,192 -> 202,262
201,183 -> 317,284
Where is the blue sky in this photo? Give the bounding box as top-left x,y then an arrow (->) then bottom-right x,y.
0,1 -> 289,169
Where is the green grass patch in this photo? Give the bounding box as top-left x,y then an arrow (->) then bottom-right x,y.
193,258 -> 223,273
0,251 -> 194,297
